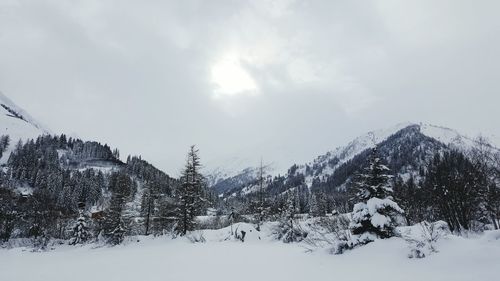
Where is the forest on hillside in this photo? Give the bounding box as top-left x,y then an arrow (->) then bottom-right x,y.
0,133 -> 499,253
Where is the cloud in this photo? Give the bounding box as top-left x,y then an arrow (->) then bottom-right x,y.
0,0 -> 499,174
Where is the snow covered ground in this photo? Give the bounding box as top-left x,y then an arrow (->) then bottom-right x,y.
0,223 -> 499,281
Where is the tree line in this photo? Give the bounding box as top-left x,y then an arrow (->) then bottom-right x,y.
1,133 -> 499,248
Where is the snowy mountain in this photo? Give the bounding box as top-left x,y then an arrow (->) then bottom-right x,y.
204,156 -> 275,195
292,122 -> 483,187
204,156 -> 259,187
0,92 -> 177,224
215,122 -> 496,197
0,92 -> 50,163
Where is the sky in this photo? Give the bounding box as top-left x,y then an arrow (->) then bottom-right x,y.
0,0 -> 499,176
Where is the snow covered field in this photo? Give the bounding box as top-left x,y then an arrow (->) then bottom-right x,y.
1,224 -> 499,281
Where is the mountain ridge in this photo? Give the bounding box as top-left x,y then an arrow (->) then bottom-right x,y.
213,122 -> 498,197
0,92 -> 51,163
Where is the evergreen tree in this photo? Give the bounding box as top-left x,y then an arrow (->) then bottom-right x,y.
393,175 -> 427,225
309,192 -> 326,217
112,148 -> 120,160
255,159 -> 270,231
350,147 -> 403,243
279,189 -> 306,243
141,181 -> 162,235
69,209 -> 89,245
174,145 -> 205,236
104,172 -> 131,245
0,135 -> 9,158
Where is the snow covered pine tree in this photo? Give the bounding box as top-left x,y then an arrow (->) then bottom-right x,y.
69,209 -> 89,245
175,145 -> 205,236
350,147 -> 403,244
279,189 -> 307,243
309,192 -> 326,217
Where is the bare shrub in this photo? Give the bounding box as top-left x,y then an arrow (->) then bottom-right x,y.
303,215 -> 352,252
405,221 -> 449,259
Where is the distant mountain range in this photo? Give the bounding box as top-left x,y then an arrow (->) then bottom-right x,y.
0,91 -> 496,202
210,122 -> 498,198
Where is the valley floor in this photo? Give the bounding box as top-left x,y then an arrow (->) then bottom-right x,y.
0,225 -> 499,281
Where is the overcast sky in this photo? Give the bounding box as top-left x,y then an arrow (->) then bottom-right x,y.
0,0 -> 499,175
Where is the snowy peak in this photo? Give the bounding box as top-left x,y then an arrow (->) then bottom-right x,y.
296,122 -> 497,189
204,156 -> 259,187
308,123 -> 415,169
206,123 -> 432,193
216,122 -> 495,197
305,122 -> 483,176
205,156 -> 275,195
0,92 -> 48,132
0,92 -> 50,163
418,123 -> 478,149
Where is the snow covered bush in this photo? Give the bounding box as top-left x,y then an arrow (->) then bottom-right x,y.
331,236 -> 354,255
275,215 -> 308,243
234,229 -> 246,242
32,233 -> 49,252
186,230 -> 206,243
351,198 -> 404,240
277,221 -> 308,243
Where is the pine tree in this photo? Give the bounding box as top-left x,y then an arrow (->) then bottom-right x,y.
69,209 -> 89,245
279,189 -> 306,243
393,175 -> 425,225
104,172 -> 131,245
350,147 -> 403,243
175,145 -> 205,236
0,135 -> 9,158
112,148 -> 120,160
256,159 -> 270,231
141,181 -> 161,236
309,192 -> 326,217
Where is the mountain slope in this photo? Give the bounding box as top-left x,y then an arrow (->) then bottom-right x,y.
205,157 -> 275,195
0,92 -> 50,163
294,123 -> 482,189
0,92 -> 179,240
216,123 -> 496,197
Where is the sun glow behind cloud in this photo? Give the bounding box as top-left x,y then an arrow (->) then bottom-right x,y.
210,54 -> 258,97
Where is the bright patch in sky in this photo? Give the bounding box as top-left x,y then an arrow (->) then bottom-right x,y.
211,55 -> 258,97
